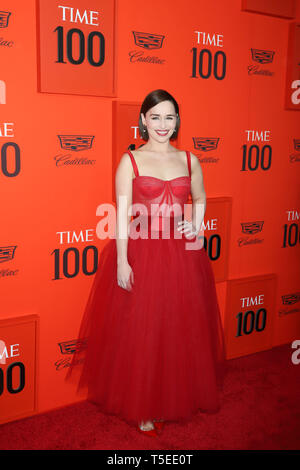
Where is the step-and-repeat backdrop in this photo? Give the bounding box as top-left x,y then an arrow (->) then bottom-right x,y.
0,0 -> 299,424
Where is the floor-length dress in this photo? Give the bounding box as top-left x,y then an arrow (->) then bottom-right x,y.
65,149 -> 227,427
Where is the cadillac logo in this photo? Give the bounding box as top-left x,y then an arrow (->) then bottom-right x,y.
0,245 -> 17,263
57,135 -> 95,152
241,221 -> 264,235
0,11 -> 11,28
282,293 -> 300,305
132,31 -> 165,49
58,339 -> 87,355
193,137 -> 220,152
294,139 -> 300,151
251,48 -> 275,64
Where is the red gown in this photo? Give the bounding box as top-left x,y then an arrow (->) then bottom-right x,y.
65,149 -> 226,427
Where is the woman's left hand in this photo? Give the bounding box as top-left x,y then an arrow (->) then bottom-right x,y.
177,220 -> 198,238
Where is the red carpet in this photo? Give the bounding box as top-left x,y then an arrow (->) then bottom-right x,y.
0,343 -> 299,450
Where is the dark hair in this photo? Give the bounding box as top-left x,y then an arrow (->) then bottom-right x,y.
138,89 -> 180,141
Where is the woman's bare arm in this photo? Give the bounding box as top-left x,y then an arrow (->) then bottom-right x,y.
115,152 -> 134,265
190,152 -> 206,233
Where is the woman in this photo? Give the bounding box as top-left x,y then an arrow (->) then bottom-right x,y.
65,89 -> 226,437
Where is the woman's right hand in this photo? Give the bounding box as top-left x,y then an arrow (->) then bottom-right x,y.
117,260 -> 134,291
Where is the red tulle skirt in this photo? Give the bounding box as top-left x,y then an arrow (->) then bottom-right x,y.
65,221 -> 227,427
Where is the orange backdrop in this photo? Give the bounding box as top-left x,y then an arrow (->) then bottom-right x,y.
0,0 -> 299,424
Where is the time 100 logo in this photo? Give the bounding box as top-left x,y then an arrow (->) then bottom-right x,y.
191,31 -> 227,80
54,6 -> 106,67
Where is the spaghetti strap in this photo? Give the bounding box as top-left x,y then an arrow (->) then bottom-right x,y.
186,151 -> 191,177
126,149 -> 139,177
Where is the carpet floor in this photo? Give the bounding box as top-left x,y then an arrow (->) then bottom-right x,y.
0,343 -> 299,450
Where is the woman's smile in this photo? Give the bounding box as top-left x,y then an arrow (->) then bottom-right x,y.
155,130 -> 169,136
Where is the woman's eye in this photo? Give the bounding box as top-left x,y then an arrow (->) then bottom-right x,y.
151,117 -> 174,120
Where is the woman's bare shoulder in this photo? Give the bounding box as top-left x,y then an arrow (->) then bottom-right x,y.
117,151 -> 134,175
189,151 -> 202,168
119,151 -> 132,164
